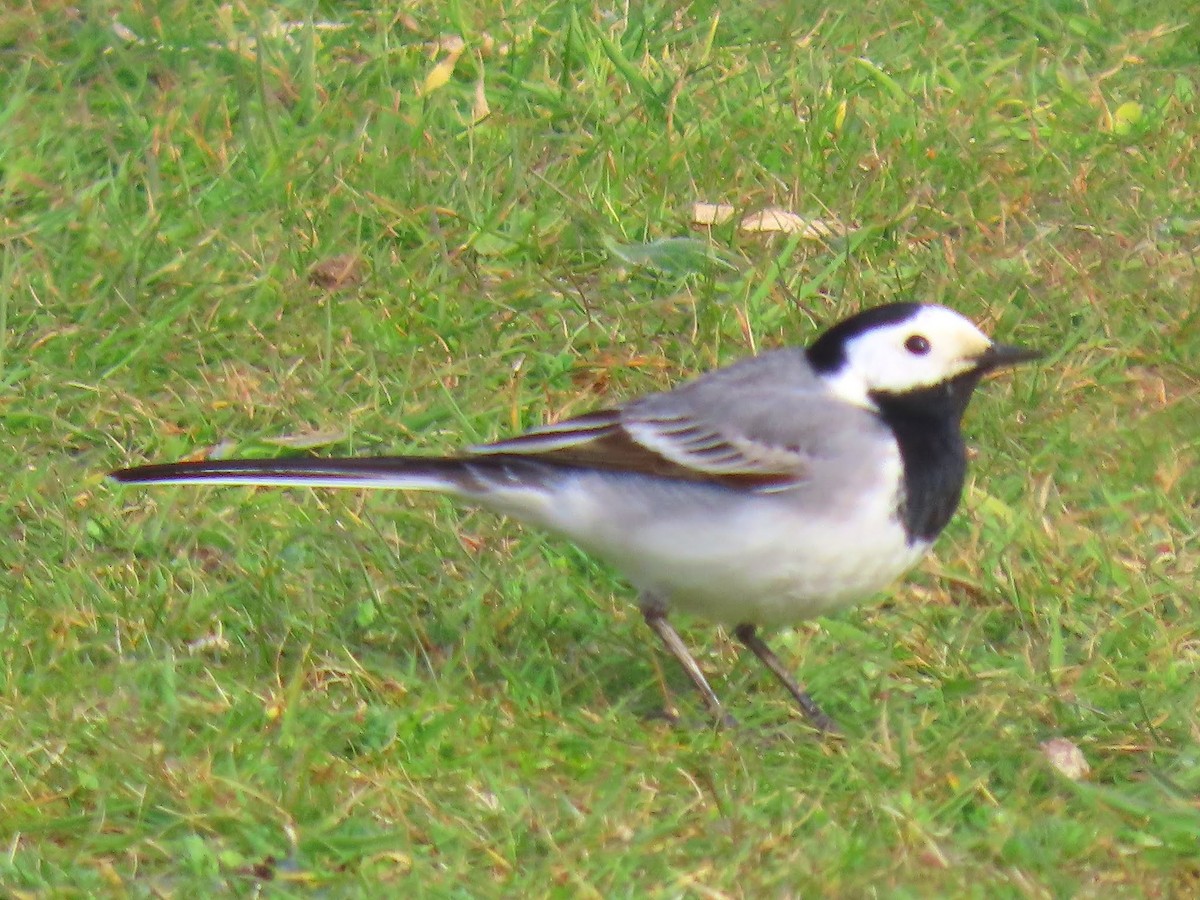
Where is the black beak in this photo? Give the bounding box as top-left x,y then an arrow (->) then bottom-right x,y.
974,342 -> 1042,372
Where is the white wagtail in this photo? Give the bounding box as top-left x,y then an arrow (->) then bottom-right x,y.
112,302 -> 1040,731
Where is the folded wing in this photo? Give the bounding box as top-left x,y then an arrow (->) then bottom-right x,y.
470,403 -> 809,492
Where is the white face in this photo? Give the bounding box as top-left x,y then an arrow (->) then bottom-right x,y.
823,306 -> 994,407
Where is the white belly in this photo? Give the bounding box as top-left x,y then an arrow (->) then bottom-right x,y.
477,450 -> 929,627
591,490 -> 929,627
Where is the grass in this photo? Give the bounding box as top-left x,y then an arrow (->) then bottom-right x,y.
2,0 -> 1198,893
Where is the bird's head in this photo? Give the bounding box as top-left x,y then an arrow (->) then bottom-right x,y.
806,303 -> 1040,411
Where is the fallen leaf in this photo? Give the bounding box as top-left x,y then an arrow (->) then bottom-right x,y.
603,236 -> 739,275
308,253 -> 364,290
1109,101 -> 1143,135
739,208 -> 847,238
692,202 -> 737,225
111,17 -> 140,43
1040,738 -> 1090,780
421,35 -> 466,95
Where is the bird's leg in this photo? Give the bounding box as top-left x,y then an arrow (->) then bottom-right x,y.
733,624 -> 840,734
642,605 -> 737,728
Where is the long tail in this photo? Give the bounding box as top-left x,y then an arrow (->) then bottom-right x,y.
110,455 -> 477,493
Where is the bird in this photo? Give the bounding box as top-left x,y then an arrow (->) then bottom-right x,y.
111,302 -> 1040,732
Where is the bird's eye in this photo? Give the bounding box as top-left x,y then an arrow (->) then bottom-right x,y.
904,335 -> 931,355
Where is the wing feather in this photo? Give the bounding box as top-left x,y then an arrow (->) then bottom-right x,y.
469,405 -> 807,490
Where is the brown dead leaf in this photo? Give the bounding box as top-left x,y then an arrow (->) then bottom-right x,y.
308,254 -> 364,290
457,532 -> 487,555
